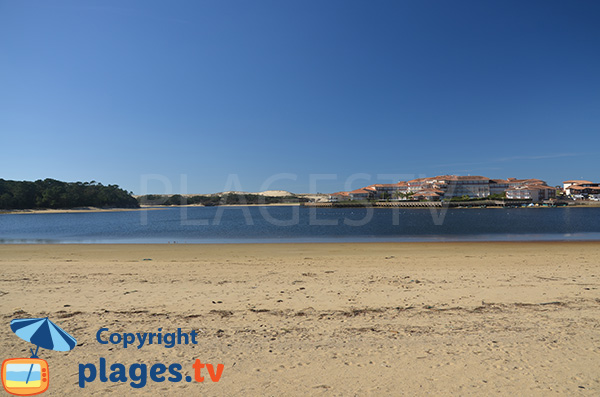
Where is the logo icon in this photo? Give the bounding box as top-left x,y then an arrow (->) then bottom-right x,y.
2,317 -> 77,396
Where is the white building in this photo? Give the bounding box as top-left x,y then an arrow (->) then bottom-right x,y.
339,175 -> 555,203
562,180 -> 599,198
328,192 -> 349,202
506,185 -> 556,202
349,187 -> 375,201
407,175 -> 491,198
565,184 -> 600,199
563,180 -> 594,191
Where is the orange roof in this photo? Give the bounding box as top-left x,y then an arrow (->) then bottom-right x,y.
508,185 -> 555,191
422,188 -> 445,194
361,185 -> 377,192
330,191 -> 349,196
400,175 -> 553,186
349,188 -> 373,194
521,179 -> 545,184
563,180 -> 593,184
568,185 -> 600,191
407,175 -> 490,183
493,178 -> 546,185
440,175 -> 489,181
407,177 -> 433,184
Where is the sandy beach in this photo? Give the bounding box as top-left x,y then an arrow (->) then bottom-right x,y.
0,203 -> 302,215
0,242 -> 599,395
0,207 -> 166,215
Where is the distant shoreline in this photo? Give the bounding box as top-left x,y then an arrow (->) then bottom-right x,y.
3,201 -> 600,215
0,203 -> 302,215
0,207 -> 165,215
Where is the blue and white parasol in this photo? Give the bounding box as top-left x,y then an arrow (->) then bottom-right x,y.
10,317 -> 77,384
10,317 -> 77,356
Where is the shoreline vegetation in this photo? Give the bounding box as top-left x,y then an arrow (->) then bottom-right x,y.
0,179 -> 138,210
137,192 -> 308,207
0,179 -> 309,214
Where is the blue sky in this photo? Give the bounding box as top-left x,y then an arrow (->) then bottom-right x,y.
1,0 -> 599,194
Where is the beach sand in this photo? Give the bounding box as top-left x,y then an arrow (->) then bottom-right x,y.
0,242 -> 599,395
0,207 -> 167,215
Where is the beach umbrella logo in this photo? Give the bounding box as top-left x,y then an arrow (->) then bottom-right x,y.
2,317 -> 77,396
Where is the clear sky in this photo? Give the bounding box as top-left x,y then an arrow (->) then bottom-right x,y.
1,0 -> 599,194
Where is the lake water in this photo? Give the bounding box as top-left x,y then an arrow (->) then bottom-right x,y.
1,206 -> 600,244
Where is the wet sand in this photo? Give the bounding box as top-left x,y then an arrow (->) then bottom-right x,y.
0,242 -> 599,395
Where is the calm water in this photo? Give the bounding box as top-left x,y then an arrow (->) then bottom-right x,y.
1,206 -> 600,243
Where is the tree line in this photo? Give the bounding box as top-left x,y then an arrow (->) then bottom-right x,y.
0,179 -> 139,209
138,193 -> 307,206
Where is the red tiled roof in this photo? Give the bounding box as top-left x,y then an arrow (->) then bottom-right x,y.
508,185 -> 555,191
439,175 -> 489,181
399,175 -> 553,187
563,180 -> 593,184
568,185 -> 600,191
407,175 -> 490,183
493,178 -> 545,184
407,177 -> 434,183
521,179 -> 545,184
422,188 -> 444,194
349,188 -> 372,194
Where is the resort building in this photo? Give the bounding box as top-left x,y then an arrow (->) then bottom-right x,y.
340,174 -> 556,202
563,180 -> 594,191
563,180 -> 600,200
372,182 -> 409,199
405,175 -> 492,198
442,175 -> 490,198
506,185 -> 556,201
349,186 -> 376,201
563,180 -> 599,196
372,183 -> 400,199
328,192 -> 349,202
412,190 -> 444,201
489,179 -> 511,196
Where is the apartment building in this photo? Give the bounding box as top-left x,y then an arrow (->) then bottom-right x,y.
563,180 -> 594,191
349,186 -> 376,201
563,180 -> 600,199
405,175 -> 491,198
328,192 -> 350,202
372,182 -> 409,199
506,185 -> 556,201
342,174 -> 555,202
441,175 -> 490,198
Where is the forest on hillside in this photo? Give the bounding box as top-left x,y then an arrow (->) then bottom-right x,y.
0,179 -> 139,210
